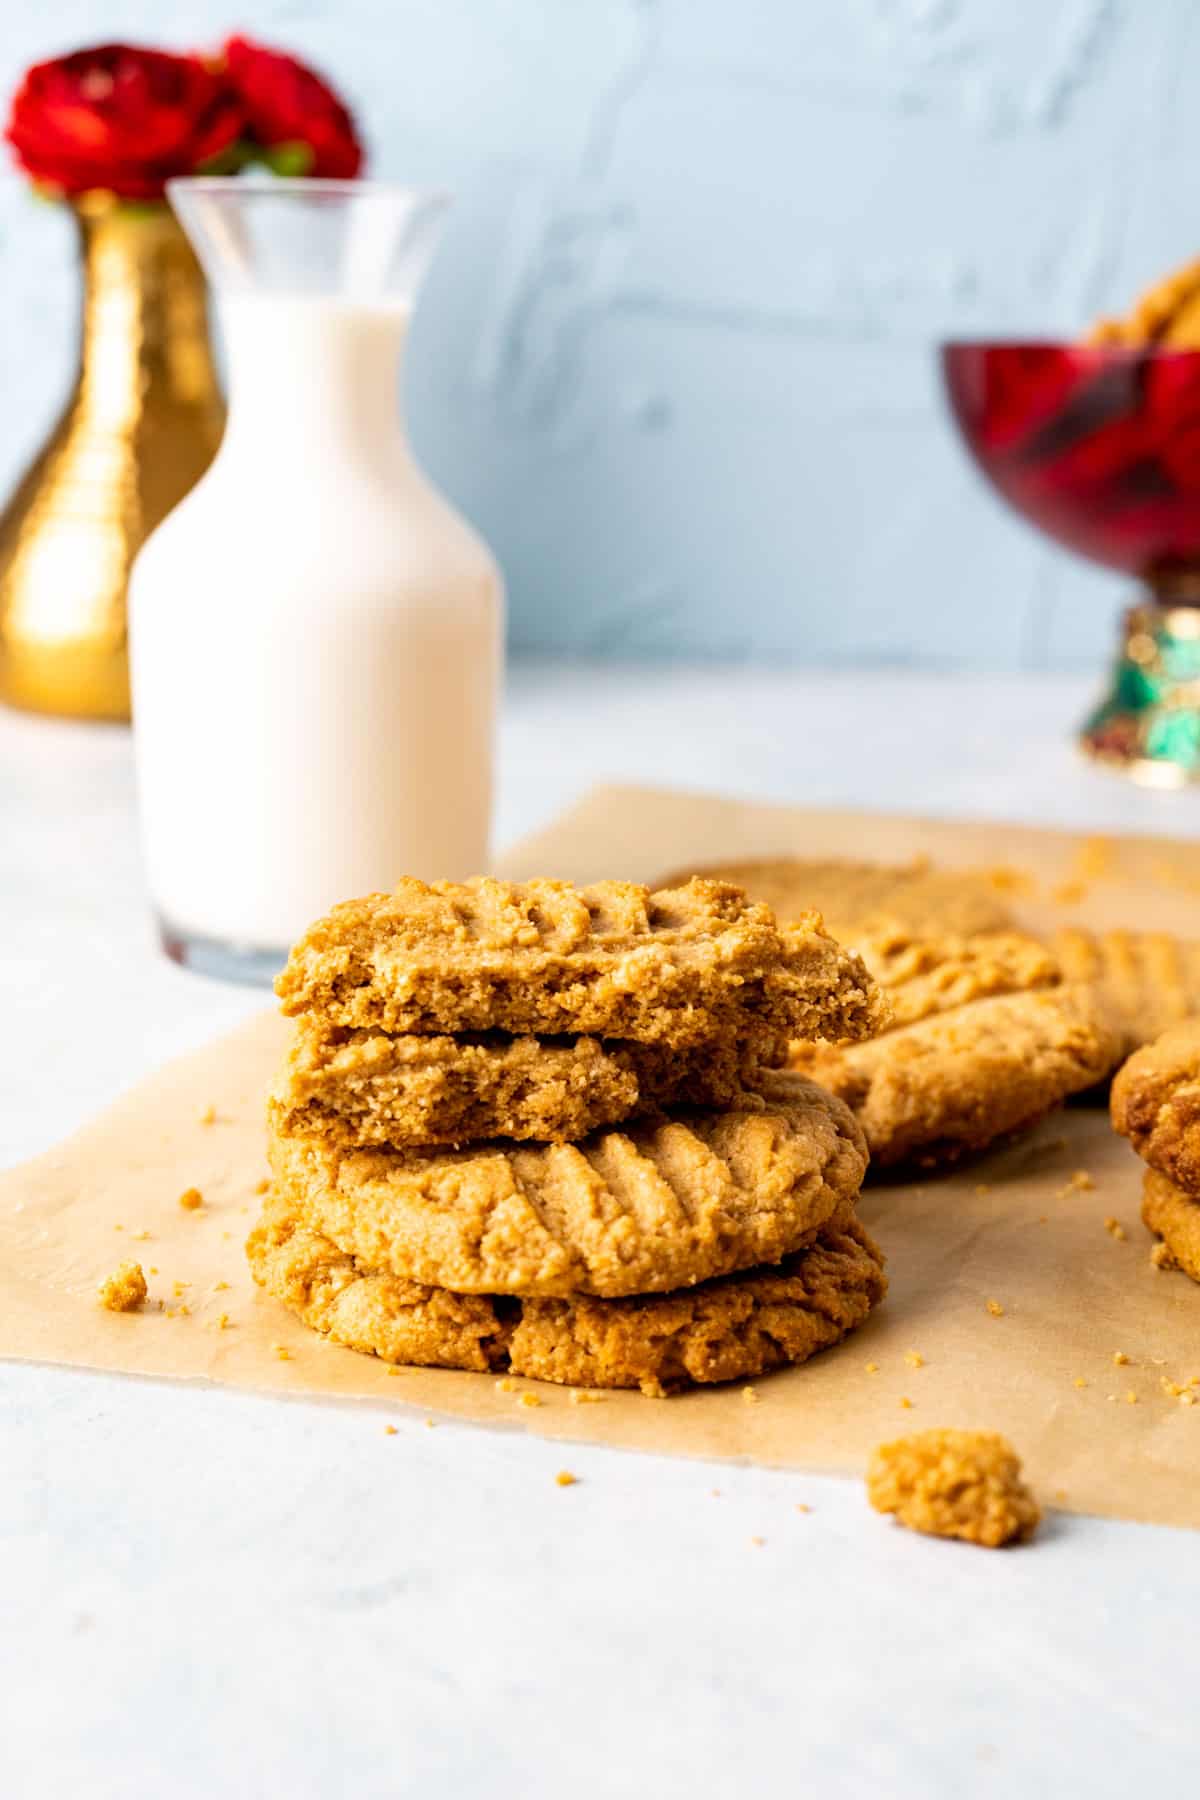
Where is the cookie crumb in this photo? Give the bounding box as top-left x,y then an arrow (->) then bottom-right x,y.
424,1418 -> 436,1428
213,1280 -> 230,1293
131,1229 -> 152,1242
1103,1216 -> 1128,1242
974,1183 -> 991,1197
495,1377 -> 517,1394
569,1389 -> 605,1405
865,1361 -> 880,1374
148,1265 -> 159,1275
555,1470 -> 578,1487
986,1298 -> 1005,1318
518,1392 -> 542,1409
742,1386 -> 759,1404
272,1344 -> 291,1361
217,1312 -> 232,1330
178,1187 -> 203,1212
1182,1392 -> 1197,1407
867,1428 -> 1040,1548
387,1365 -> 403,1376
749,1536 -> 765,1548
97,1262 -> 147,1312
384,1425 -> 398,1436
1125,1391 -> 1138,1405
1151,1242 -> 1175,1270
899,1396 -> 914,1410
795,1503 -> 811,1514
904,1351 -> 925,1369
254,1178 -> 270,1195
198,1105 -> 217,1126
1051,879 -> 1087,905
1056,1170 -> 1095,1199
1113,1350 -> 1130,1366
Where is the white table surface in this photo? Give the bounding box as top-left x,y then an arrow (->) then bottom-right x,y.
4,660 -> 1200,1798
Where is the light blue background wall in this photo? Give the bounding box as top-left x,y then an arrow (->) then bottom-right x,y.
1,1 -> 1196,666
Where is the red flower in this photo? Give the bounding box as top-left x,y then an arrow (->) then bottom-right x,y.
223,36 -> 364,178
5,43 -> 243,199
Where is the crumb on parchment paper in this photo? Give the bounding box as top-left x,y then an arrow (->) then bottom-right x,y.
97,1262 -> 147,1312
867,1428 -> 1040,1549
178,1187 -> 203,1211
555,1471 -> 578,1487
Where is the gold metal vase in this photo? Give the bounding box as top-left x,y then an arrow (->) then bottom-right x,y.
0,194 -> 225,721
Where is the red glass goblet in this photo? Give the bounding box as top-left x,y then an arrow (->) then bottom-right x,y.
942,341 -> 1200,785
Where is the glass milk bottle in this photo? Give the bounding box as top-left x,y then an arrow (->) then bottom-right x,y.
129,180 -> 502,983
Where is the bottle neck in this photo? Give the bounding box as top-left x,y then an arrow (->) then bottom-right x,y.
215,294 -> 412,473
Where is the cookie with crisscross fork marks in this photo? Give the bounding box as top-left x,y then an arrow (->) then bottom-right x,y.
265,1070 -> 867,1298
246,1190 -> 886,1395
274,876 -> 882,1050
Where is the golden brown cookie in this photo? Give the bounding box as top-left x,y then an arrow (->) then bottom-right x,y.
1085,257 -> 1200,348
793,984 -> 1118,1171
867,1429 -> 1040,1548
1051,927 -> 1200,1061
854,925 -> 1061,1030
267,1070 -> 868,1298
275,876 -> 881,1049
657,857 -> 1013,943
246,1191 -> 886,1395
1141,1168 -> 1200,1282
1111,1021 -> 1200,1194
272,1023 -> 765,1151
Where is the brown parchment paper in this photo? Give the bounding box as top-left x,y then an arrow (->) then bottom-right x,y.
4,784 -> 1200,1529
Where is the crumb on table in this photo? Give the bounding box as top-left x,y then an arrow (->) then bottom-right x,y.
178,1187 -> 203,1211
986,1298 -> 1005,1318
1104,1216 -> 1128,1242
97,1262 -> 147,1313
555,1470 -> 578,1487
866,1427 -> 1040,1549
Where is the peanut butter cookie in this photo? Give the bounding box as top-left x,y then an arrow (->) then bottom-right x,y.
1111,1020 -> 1200,1194
272,1023 -> 765,1151
266,1071 -> 868,1298
246,1191 -> 886,1395
1052,928 -> 1200,1061
1086,257 -> 1200,348
657,857 -> 1013,942
1141,1168 -> 1200,1283
867,1428 -> 1040,1547
275,877 -> 881,1049
793,984 -> 1118,1171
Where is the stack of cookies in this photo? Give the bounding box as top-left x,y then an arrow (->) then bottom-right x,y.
1112,1022 -> 1200,1282
248,877 -> 889,1394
